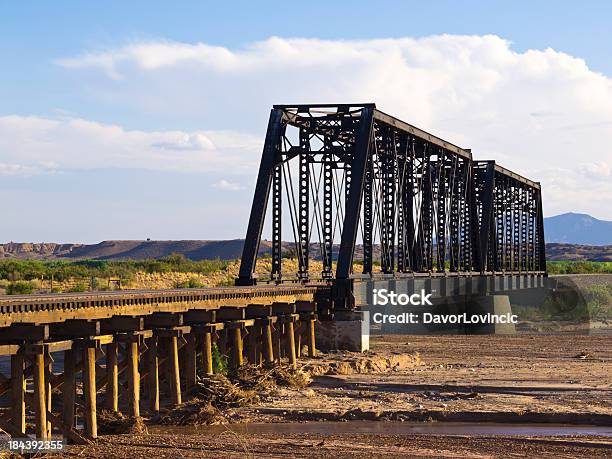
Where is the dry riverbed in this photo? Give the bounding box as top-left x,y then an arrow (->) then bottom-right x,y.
57,334 -> 612,458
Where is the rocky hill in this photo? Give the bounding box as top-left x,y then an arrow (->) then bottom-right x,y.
0,240 -> 611,262
0,239 -> 264,261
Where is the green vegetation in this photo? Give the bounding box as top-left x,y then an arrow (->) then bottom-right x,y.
173,277 -> 205,289
0,254 -> 230,283
582,283 -> 612,321
211,343 -> 228,375
547,261 -> 612,274
514,283 -> 612,322
66,281 -> 89,293
6,281 -> 34,295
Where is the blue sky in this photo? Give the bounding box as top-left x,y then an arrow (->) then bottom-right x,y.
1,2 -> 611,242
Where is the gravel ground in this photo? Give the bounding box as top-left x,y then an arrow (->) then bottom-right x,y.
54,334 -> 612,458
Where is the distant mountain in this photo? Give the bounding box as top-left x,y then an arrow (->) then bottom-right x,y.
544,213 -> 612,245
0,212 -> 610,262
0,240 -> 263,261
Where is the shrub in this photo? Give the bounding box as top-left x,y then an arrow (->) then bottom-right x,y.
0,257 -> 232,283
211,343 -> 228,375
187,278 -> 204,288
6,281 -> 34,295
67,281 -> 89,293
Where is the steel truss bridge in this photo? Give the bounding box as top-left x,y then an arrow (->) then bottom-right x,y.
238,104 -> 546,308
0,103 -> 546,442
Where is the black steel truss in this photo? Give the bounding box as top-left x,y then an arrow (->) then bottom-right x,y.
237,104 -> 546,297
473,161 -> 546,274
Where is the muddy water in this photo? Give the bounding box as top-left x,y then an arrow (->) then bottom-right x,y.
150,421 -> 612,437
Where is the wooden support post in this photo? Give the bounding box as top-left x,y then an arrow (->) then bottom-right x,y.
10,352 -> 25,435
62,349 -> 76,429
273,323 -> 282,362
33,351 -> 48,440
308,318 -> 317,357
295,321 -> 302,359
147,336 -> 159,413
184,333 -> 197,391
247,324 -> 259,365
284,319 -> 297,370
127,340 -> 140,417
263,320 -> 274,365
168,336 -> 181,406
217,329 -> 227,355
45,348 -> 52,435
141,345 -> 149,400
82,347 -> 98,439
105,341 -> 118,412
231,325 -> 243,368
202,329 -> 213,375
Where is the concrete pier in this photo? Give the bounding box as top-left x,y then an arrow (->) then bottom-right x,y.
316,311 -> 370,352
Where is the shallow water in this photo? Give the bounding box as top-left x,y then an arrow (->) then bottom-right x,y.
150,421 -> 612,437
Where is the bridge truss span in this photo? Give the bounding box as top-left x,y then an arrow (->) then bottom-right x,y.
238,103 -> 546,291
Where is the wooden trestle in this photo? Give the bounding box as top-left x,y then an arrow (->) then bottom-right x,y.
0,293 -> 320,443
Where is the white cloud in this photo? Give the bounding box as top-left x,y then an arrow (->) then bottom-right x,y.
212,179 -> 244,191
0,163 -> 44,176
0,115 -> 262,175
27,34 -> 612,218
579,161 -> 611,181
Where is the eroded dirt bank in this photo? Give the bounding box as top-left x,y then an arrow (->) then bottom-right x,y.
226,334 -> 612,425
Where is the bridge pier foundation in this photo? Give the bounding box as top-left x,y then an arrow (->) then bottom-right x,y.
465,295 -> 516,335
316,311 -> 370,353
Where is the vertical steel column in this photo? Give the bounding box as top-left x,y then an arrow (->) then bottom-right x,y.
397,135 -> 407,272
322,142 -> 333,278
513,184 -> 520,271
336,107 -> 375,280
237,108 -> 284,285
413,143 -> 426,271
436,150 -> 447,272
520,187 -> 528,271
298,129 -> 310,280
464,160 -> 476,272
527,190 -> 536,271
381,128 -> 396,273
449,158 -> 460,272
271,164 -> 282,280
362,157 -> 374,274
405,137 -> 415,272
504,179 -> 512,271
422,153 -> 434,271
535,188 -> 547,271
